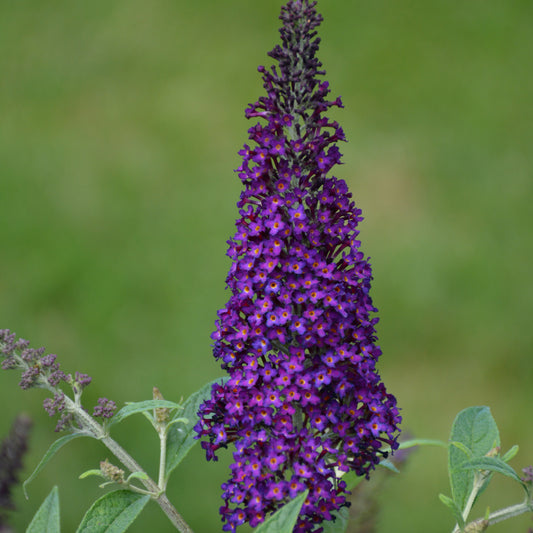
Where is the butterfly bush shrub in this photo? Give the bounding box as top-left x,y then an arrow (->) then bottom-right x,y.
0,1 -> 532,533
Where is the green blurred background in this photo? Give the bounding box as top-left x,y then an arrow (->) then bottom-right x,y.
1,1 -> 532,531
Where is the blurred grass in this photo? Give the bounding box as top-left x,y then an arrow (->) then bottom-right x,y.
1,1 -> 532,532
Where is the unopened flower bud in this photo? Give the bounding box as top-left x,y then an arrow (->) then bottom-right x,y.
93,398 -> 116,419
100,459 -> 125,484
521,465 -> 533,483
153,387 -> 170,425
485,446 -> 500,458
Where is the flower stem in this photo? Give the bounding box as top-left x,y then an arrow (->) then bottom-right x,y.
158,427 -> 168,491
452,498 -> 533,532
485,500 -> 533,525
62,395 -> 194,533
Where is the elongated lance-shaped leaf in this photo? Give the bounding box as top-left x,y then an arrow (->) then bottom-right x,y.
165,377 -> 228,479
254,490 -> 309,533
379,458 -> 400,473
448,406 -> 500,513
24,432 -> 88,497
26,486 -> 60,533
438,493 -> 465,530
502,444 -> 519,462
76,490 -> 150,533
107,400 -> 183,428
460,456 -> 529,494
79,469 -> 105,480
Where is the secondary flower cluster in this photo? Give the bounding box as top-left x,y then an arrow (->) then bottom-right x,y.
0,414 -> 32,521
195,1 -> 400,531
0,329 -> 116,431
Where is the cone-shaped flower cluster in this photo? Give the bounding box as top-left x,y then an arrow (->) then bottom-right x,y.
195,1 -> 401,531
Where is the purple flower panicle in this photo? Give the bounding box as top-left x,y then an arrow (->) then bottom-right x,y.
0,329 -> 115,431
195,1 -> 401,531
0,329 -> 68,391
196,0 -> 401,532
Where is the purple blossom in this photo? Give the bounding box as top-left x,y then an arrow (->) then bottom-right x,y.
195,1 -> 400,531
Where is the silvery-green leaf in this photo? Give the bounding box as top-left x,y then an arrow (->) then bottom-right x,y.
165,377 -> 227,478
448,406 -> 500,513
26,486 -> 60,533
107,400 -> 183,428
24,433 -> 88,497
76,490 -> 150,533
254,490 -> 308,533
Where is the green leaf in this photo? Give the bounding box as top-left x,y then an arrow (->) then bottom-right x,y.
339,470 -> 364,492
450,441 -> 474,459
254,490 -> 308,533
439,493 -> 465,530
459,456 -> 528,493
126,471 -> 150,483
166,417 -> 189,429
26,486 -> 60,533
321,506 -> 350,533
379,437 -> 447,457
448,406 -> 500,513
397,438 -> 448,450
24,432 -> 88,497
165,377 -> 228,479
107,400 -> 183,428
502,444 -> 519,463
79,469 -> 105,480
378,458 -> 400,473
76,490 -> 150,533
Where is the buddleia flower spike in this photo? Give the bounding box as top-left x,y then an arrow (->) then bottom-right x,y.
195,2 -> 401,531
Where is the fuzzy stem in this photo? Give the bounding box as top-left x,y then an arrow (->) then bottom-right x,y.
158,428 -> 168,491
451,468 -> 491,532
485,500 -> 533,525
452,497 -> 533,532
62,395 -> 194,533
